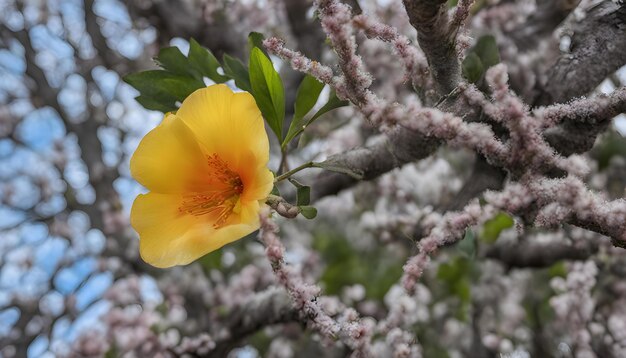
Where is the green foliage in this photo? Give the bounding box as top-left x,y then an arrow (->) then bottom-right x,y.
198,249 -> 223,272
461,35 -> 500,84
104,347 -> 118,358
288,178 -> 311,206
522,266 -> 558,329
461,53 -> 483,84
247,32 -> 348,146
287,177 -> 317,219
524,296 -> 555,330
437,256 -> 472,301
188,38 -> 229,83
309,90 -> 349,123
125,34 -> 354,169
222,54 -> 251,92
548,261 -> 567,278
126,35 -> 350,151
279,178 -> 316,219
294,76 -> 326,121
197,232 -> 258,274
283,75 -> 326,147
299,206 -> 318,219
418,333 -> 451,358
436,255 -> 474,320
248,32 -> 269,57
313,233 -> 404,300
283,86 -> 349,148
457,229 -> 477,258
124,40 -> 227,112
270,183 -> 281,196
248,330 -> 273,356
155,46 -> 195,77
124,70 -> 204,112
591,130 -> 626,170
249,47 -> 285,140
123,41 -> 232,112
481,212 -> 514,243
474,35 -> 500,69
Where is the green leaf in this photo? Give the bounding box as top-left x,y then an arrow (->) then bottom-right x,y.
126,41 -> 236,112
461,35 -> 500,83
188,38 -> 228,83
299,205 -> 317,219
294,75 -> 325,120
437,256 -> 469,282
481,212 -> 514,243
290,90 -> 349,148
124,70 -> 205,112
198,250 -> 223,271
270,184 -> 281,196
474,35 -> 500,69
248,32 -> 269,57
297,187 -> 311,206
462,52 -> 483,83
309,90 -> 349,122
313,233 -> 405,300
249,47 -> 285,140
591,130 -> 626,170
155,46 -> 196,77
454,279 -> 471,303
248,331 -> 272,356
283,75 -> 325,147
288,178 -> 311,206
436,255 -> 473,320
457,229 -> 477,258
548,261 -> 567,278
104,347 -> 118,358
134,95 -> 177,113
223,54 -> 252,92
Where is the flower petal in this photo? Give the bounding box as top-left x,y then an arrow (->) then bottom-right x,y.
130,113 -> 209,194
241,166 -> 274,203
176,84 -> 270,169
131,192 -> 259,268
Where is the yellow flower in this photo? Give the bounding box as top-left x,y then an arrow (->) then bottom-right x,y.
130,84 -> 274,268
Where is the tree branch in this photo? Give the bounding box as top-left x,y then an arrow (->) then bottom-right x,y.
534,1 -> 626,105
312,127 -> 440,201
312,85 -> 625,201
507,0 -> 581,52
542,86 -> 626,156
308,0 -> 474,200
485,238 -> 599,268
208,288 -> 298,357
83,0 -> 125,70
441,155 -> 507,212
402,0 -> 465,95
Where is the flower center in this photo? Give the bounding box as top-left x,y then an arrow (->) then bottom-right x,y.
178,154 -> 244,228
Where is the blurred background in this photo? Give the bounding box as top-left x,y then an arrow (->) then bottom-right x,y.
0,0 -> 625,357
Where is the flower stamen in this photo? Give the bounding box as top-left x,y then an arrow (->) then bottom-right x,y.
178,154 -> 244,228
207,154 -> 244,192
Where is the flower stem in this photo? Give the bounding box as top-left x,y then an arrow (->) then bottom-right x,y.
273,161 -> 317,182
278,147 -> 288,175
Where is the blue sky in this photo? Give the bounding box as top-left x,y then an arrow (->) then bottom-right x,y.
0,0 -> 164,355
